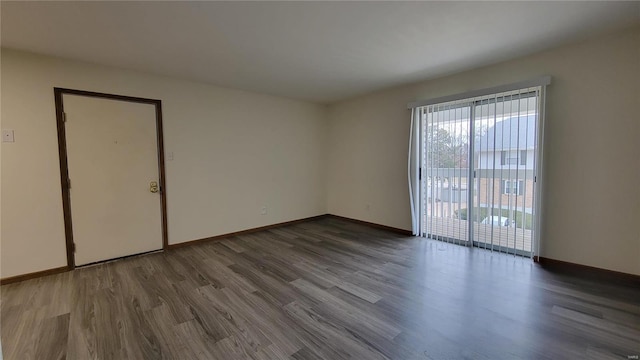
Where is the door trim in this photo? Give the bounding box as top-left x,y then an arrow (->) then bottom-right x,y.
53,87 -> 168,269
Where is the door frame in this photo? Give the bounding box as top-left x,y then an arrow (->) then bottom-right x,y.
53,87 -> 168,269
418,91 -> 542,258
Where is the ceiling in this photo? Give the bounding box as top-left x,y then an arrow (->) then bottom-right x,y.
2,1 -> 638,104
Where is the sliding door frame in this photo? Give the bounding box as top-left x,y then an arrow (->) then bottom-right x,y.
467,104 -> 476,247
409,76 -> 550,259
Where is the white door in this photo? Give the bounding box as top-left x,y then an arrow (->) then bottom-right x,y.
63,94 -> 163,266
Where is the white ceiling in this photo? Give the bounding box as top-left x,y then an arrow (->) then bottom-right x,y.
2,1 -> 638,103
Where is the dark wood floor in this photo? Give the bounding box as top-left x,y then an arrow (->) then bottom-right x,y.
1,217 -> 639,360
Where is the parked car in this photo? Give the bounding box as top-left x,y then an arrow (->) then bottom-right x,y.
480,216 -> 514,227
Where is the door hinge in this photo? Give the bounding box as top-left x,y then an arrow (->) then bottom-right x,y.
68,178 -> 71,189
534,176 -> 537,183
419,168 -> 422,181
62,112 -> 67,123
473,170 -> 477,178
72,242 -> 76,253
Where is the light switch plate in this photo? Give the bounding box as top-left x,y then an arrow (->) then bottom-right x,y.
2,129 -> 15,142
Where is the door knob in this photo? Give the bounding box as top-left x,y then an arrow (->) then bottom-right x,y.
150,181 -> 159,193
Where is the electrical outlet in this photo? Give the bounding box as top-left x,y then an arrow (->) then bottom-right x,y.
2,129 -> 15,142
261,206 -> 267,215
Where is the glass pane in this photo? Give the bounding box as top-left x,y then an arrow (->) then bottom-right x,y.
422,102 -> 470,245
473,91 -> 537,256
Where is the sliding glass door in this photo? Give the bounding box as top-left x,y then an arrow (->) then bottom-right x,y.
417,86 -> 544,258
471,91 -> 538,256
421,102 -> 471,246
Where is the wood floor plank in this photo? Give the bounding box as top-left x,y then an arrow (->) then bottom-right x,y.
290,278 -> 402,339
119,295 -> 164,360
2,217 -> 639,359
283,301 -> 388,360
292,261 -> 382,303
196,286 -> 273,353
216,288 -> 303,356
144,304 -> 188,359
65,279 -> 96,360
173,319 -> 217,359
92,287 -> 127,359
220,238 -> 249,253
251,343 -> 290,360
290,346 -> 326,360
34,313 -> 70,360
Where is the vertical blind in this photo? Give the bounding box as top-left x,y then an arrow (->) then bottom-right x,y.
408,77 -> 550,258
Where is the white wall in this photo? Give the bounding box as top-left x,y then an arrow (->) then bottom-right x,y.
1,49 -> 327,278
327,26 -> 640,275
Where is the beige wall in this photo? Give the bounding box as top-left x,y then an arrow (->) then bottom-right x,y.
327,27 -> 640,275
2,26 -> 639,279
1,49 -> 327,278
